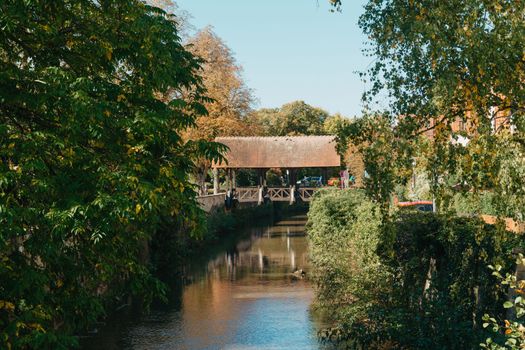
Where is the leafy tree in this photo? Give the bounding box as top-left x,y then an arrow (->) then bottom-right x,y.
249,100 -> 330,136
339,114 -> 415,210
183,27 -> 256,193
0,1 -> 223,348
332,0 -> 525,218
278,101 -> 329,135
309,190 -> 522,349
328,2 -> 525,348
185,27 -> 255,139
248,108 -> 281,136
323,113 -> 351,135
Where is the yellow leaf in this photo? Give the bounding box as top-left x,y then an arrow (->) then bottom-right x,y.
0,300 -> 15,312
117,94 -> 126,102
28,323 -> 45,332
135,204 -> 142,214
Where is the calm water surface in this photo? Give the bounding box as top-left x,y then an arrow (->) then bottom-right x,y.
82,214 -> 330,350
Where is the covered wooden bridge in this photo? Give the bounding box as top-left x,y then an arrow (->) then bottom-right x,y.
211,136 -> 341,204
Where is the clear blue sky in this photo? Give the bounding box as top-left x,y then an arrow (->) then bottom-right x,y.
176,0 -> 371,117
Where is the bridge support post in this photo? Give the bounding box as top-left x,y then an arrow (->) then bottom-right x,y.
289,186 -> 295,205
226,169 -> 232,191
213,168 -> 219,195
289,169 -> 297,187
257,169 -> 267,187
258,186 -> 264,205
322,168 -> 328,185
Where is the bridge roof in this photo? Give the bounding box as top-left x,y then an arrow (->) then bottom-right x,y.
213,136 -> 341,169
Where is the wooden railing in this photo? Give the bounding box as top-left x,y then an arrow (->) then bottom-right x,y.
298,188 -> 316,202
236,186 -> 321,203
198,186 -> 330,209
237,187 -> 260,203
267,187 -> 292,202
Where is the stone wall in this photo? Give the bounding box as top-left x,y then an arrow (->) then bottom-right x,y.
197,193 -> 225,213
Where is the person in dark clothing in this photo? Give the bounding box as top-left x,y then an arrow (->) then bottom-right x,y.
225,189 -> 232,209
231,188 -> 238,208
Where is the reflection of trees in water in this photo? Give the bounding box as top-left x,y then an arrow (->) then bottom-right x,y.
205,241 -> 308,282
200,216 -> 310,282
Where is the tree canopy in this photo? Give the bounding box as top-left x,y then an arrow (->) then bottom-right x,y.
0,1 -> 222,347
334,0 -> 525,219
330,2 -> 525,348
248,100 -> 331,136
184,27 -> 255,140
181,27 -> 255,193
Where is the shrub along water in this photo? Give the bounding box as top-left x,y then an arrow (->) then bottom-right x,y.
307,189 -> 523,349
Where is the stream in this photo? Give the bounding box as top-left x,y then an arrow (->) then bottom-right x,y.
81,214 -> 331,350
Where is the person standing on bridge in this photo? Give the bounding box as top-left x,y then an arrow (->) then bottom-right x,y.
232,188 -> 238,208
225,189 -> 232,209
263,186 -> 270,204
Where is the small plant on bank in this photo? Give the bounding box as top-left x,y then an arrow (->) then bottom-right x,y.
482,255 -> 525,350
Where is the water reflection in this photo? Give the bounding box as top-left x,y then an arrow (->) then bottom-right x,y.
82,214 -> 329,350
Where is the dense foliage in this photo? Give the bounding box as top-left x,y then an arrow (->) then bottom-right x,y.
307,189 -> 389,346
308,190 -> 523,349
248,101 -> 333,136
182,27 -> 256,193
324,1 -> 525,348
185,27 -> 255,140
482,255 -> 525,350
332,0 -> 524,218
0,1 -> 223,348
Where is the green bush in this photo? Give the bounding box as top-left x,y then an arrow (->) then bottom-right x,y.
307,189 -> 391,346
453,192 -> 501,217
308,189 -> 523,349
384,213 -> 519,349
